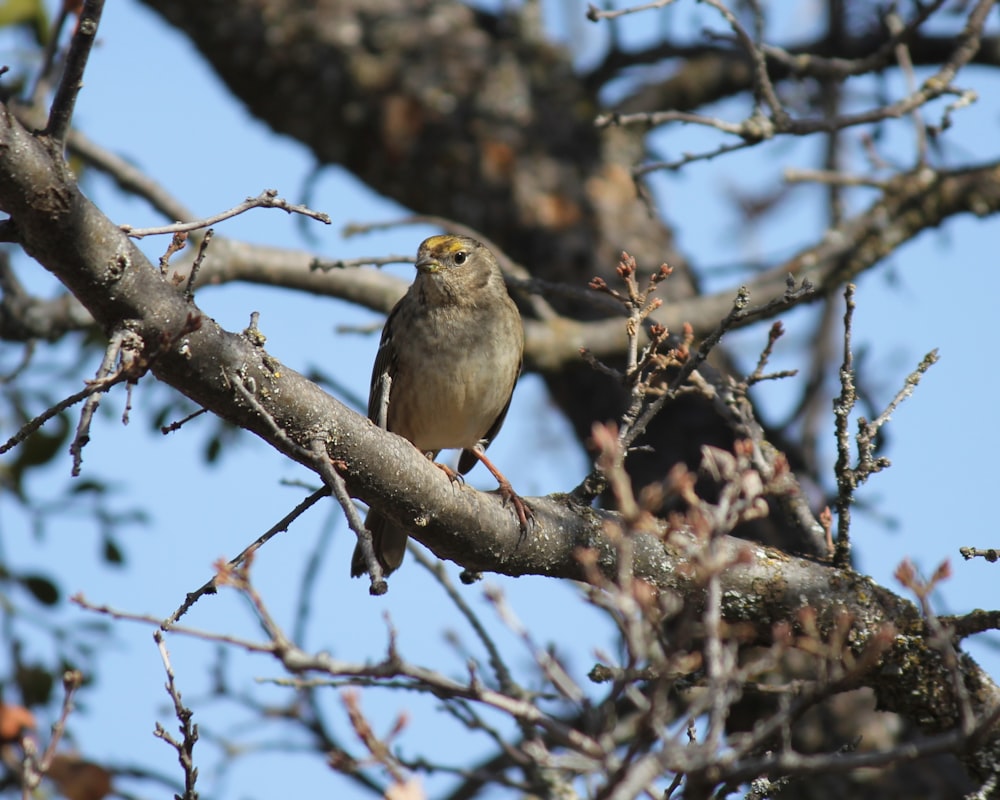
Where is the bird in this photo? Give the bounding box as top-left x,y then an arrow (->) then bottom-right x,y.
351,234 -> 530,578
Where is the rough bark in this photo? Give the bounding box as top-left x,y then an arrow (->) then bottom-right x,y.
2,98 -> 1000,789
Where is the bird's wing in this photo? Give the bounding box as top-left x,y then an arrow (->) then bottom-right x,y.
458,357 -> 521,475
368,305 -> 400,428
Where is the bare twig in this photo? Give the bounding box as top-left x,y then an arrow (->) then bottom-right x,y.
75,594 -> 276,651
943,607 -> 1000,640
584,253 -> 674,447
120,190 -> 331,239
45,0 -> 105,143
340,690 -> 410,787
225,360 -> 381,591
1,329 -> 142,459
760,0 -> 949,81
160,407 -> 209,435
162,487 -> 328,627
959,548 -> 1000,564
39,671 -> 83,777
700,0 -> 787,126
485,585 -> 585,705
833,284 -> 938,568
745,321 -> 798,386
631,138 -> 758,174
310,254 -> 415,271
153,631 -> 200,800
69,327 -> 142,476
307,439 -> 384,594
585,0 -> 681,22
411,548 -> 518,694
575,274 -> 813,503
831,284 -> 858,570
183,229 -> 214,302
886,8 -> 928,166
598,0 -> 991,175
783,168 -> 888,189
15,671 -> 85,798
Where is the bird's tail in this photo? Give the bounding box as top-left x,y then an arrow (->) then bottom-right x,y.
350,510 -> 408,578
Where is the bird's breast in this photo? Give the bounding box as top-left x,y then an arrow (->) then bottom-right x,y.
387,308 -> 520,452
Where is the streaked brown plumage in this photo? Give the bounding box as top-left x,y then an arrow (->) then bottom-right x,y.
351,234 -> 527,578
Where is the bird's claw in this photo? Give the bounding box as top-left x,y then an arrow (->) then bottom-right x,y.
497,479 -> 534,538
433,461 -> 465,485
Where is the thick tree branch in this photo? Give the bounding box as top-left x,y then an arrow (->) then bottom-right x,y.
129,1 -> 1000,574
603,23 -> 1000,117
159,161 -> 1000,375
2,99 -> 1000,782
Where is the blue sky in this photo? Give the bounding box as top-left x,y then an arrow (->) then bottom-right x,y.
3,2 -> 1000,798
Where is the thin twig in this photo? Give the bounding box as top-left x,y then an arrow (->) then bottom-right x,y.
410,548 -> 519,694
183,229 -> 214,302
832,285 -> 857,569
69,328 -> 134,476
307,438 -> 385,594
38,671 -> 83,775
700,0 -> 787,125
153,631 -> 200,800
585,0 -> 681,22
45,0 -> 105,143
121,190 -> 331,239
621,286 -> 750,452
597,0 -> 990,179
783,168 -> 888,189
75,593 -> 276,651
886,8 -> 928,166
862,349 -> 939,437
2,360 -> 130,456
745,321 -> 797,386
160,408 -> 209,435
310,255 -> 414,271
2,308 -> 202,458
760,0 -> 949,82
16,670 -> 85,797
163,487 -> 329,628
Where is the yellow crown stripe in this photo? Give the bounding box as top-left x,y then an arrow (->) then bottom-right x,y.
422,234 -> 467,256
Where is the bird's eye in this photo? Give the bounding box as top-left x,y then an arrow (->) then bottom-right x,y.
453,250 -> 468,265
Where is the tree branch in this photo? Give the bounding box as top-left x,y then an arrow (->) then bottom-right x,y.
2,98 -> 1000,782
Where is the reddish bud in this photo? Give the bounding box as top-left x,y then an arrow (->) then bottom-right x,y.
930,559 -> 952,584
894,558 -> 917,589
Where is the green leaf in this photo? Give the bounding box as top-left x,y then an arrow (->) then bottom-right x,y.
70,479 -> 108,495
205,434 -> 222,463
15,663 -> 54,708
19,573 -> 60,606
102,537 -> 124,565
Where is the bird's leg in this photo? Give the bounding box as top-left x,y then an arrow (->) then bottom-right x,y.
426,451 -> 466,485
468,447 -> 533,534
433,461 -> 466,485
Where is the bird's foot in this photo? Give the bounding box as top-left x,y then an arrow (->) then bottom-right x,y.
497,477 -> 534,537
433,461 -> 465,485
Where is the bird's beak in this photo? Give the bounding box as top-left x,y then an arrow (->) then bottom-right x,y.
415,255 -> 441,274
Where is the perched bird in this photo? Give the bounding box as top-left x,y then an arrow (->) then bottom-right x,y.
351,234 -> 530,578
